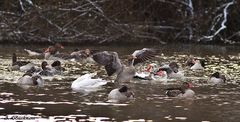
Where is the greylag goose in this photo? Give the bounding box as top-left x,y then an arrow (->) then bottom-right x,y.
93,48 -> 157,83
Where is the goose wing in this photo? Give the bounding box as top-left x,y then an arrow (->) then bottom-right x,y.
93,51 -> 122,76
131,48 -> 158,65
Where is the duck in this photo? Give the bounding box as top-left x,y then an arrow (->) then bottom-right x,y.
134,63 -> 167,81
165,82 -> 195,98
44,50 -> 78,60
39,60 -> 64,76
157,62 -> 184,79
70,48 -> 98,63
190,60 -> 205,70
24,43 -> 64,56
71,73 -> 107,93
92,48 -> 158,83
208,72 -> 226,84
108,85 -> 134,102
186,57 -> 205,70
17,73 -> 44,87
39,61 -> 54,76
11,53 -> 31,71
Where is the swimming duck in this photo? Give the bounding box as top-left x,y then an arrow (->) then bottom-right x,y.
11,53 -> 31,71
190,60 -> 205,70
39,60 -> 64,76
157,62 -> 184,79
18,73 -> 44,86
208,72 -> 226,84
186,57 -> 205,70
93,48 -> 158,83
39,61 -> 54,76
108,85 -> 134,102
134,63 -> 167,80
70,48 -> 98,63
71,73 -> 107,93
165,82 -> 195,98
24,43 -> 64,56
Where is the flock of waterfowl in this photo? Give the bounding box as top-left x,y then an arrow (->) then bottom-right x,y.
9,43 -> 227,102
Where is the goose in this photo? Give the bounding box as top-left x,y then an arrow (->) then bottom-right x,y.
24,43 -> 64,56
208,72 -> 226,84
108,85 -> 134,102
18,73 -> 44,87
11,53 -> 31,71
165,82 -> 195,98
71,73 -> 107,93
92,48 -> 158,83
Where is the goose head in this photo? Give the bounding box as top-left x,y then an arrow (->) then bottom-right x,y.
127,55 -> 137,66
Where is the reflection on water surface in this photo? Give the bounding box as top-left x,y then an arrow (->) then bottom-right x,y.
0,44 -> 239,121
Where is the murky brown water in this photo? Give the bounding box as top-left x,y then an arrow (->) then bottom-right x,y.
0,44 -> 239,121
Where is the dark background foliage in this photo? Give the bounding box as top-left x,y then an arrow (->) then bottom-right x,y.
0,0 -> 239,45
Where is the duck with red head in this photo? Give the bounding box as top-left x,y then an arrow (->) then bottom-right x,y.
70,48 -> 98,63
24,43 -> 64,56
165,82 -> 195,98
157,62 -> 184,79
186,57 -> 205,70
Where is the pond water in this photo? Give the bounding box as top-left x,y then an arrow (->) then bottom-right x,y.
0,44 -> 239,122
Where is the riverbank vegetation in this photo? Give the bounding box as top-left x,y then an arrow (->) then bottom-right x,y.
0,0 -> 239,45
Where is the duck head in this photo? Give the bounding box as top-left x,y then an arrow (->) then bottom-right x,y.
186,56 -> 195,67
169,62 -> 179,73
181,82 -> 193,90
41,61 -> 49,70
211,72 -> 226,83
118,85 -> 134,98
51,60 -> 61,67
31,75 -> 43,86
84,49 -> 91,56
